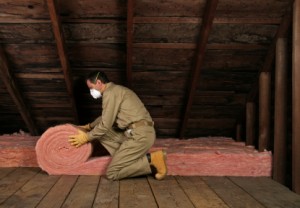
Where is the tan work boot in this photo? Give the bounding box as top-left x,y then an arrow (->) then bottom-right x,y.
150,150 -> 167,180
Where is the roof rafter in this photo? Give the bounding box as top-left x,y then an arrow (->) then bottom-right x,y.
247,9 -> 293,102
126,0 -> 134,88
179,0 -> 219,138
0,47 -> 39,135
46,0 -> 78,123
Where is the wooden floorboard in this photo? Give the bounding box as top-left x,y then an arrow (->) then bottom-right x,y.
0,167 -> 40,204
229,177 -> 300,208
36,175 -> 78,208
0,168 -> 16,180
1,168 -> 300,208
202,176 -> 265,208
61,175 -> 100,208
148,176 -> 195,208
175,176 -> 229,208
93,177 -> 119,208
1,170 -> 59,208
120,177 -> 157,208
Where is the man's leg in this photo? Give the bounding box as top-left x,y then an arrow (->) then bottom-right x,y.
97,127 -> 126,156
106,126 -> 155,180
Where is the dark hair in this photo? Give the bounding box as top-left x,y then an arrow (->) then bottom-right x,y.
86,71 -> 110,84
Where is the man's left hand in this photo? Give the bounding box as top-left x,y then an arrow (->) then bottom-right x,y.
68,130 -> 89,148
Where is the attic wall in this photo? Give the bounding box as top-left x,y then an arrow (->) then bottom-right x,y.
0,0 -> 293,138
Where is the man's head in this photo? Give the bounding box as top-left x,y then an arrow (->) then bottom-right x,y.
86,71 -> 109,99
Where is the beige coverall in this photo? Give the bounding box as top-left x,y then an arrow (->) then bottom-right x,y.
87,82 -> 155,180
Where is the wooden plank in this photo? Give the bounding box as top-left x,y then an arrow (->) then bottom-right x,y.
0,24 -> 53,43
216,0 -> 291,19
58,0 -> 126,19
15,73 -> 64,79
176,176 -> 229,208
1,171 -> 59,208
210,24 -> 277,45
134,24 -> 276,45
273,38 -> 288,184
0,47 -> 39,135
0,167 -> 16,180
229,177 -> 300,208
0,167 -> 40,204
202,177 -> 265,208
134,17 -> 281,24
0,0 -> 49,20
134,0 -> 290,18
93,177 -> 119,208
119,177 -> 157,208
179,0 -> 219,138
61,175 -> 100,207
134,43 -> 196,49
126,0 -> 134,88
47,0 -> 78,123
0,17 -> 282,24
36,175 -> 78,208
148,176 -> 194,208
293,0 -> 300,194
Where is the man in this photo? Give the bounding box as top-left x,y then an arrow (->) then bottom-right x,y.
68,71 -> 167,180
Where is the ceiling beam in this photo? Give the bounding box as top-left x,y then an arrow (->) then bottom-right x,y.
247,10 -> 293,102
126,0 -> 134,88
179,0 -> 219,138
0,47 -> 39,135
46,0 -> 78,123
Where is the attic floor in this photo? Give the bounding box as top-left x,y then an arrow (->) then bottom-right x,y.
0,167 -> 300,208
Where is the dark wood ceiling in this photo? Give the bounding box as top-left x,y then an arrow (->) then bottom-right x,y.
0,0 -> 294,138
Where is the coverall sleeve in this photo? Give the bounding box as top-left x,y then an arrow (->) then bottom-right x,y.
87,89 -> 121,141
89,116 -> 102,129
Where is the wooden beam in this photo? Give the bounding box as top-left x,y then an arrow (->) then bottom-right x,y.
292,0 -> 300,194
246,102 -> 256,146
258,72 -> 271,152
0,47 -> 39,135
126,0 -> 134,88
273,38 -> 288,185
179,0 -> 219,138
46,0 -> 78,123
247,10 -> 292,102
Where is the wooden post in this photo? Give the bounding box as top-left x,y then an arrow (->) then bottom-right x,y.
292,0 -> 300,193
236,124 -> 242,142
273,38 -> 288,184
258,72 -> 271,152
246,102 -> 255,146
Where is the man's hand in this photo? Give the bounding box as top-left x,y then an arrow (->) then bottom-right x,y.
68,130 -> 89,148
78,123 -> 92,132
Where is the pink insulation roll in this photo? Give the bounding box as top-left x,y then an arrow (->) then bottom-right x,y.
35,124 -> 111,175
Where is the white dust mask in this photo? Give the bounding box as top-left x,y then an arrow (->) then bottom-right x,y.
90,89 -> 102,99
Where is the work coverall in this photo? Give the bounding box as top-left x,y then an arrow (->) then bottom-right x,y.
87,82 -> 155,180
